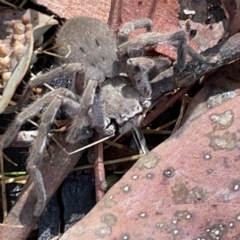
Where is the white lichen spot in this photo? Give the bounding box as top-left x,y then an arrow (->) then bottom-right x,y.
172,219 -> 178,224
212,110 -> 234,125
95,226 -> 111,237
121,184 -> 131,193
208,93 -> 236,109
173,229 -> 178,235
139,154 -> 160,169
204,154 -> 211,160
140,212 -> 147,218
156,222 -> 163,228
229,221 -> 235,228
234,184 -> 239,191
146,173 -> 154,179
207,169 -> 213,174
132,175 -> 138,180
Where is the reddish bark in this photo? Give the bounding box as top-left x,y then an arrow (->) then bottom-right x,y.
221,0 -> 240,36
34,0 -> 225,62
89,132 -> 107,201
60,62 -> 240,239
35,0 -> 112,22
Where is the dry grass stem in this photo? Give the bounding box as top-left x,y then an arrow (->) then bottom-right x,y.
3,153 -> 18,166
36,44 -> 72,59
0,175 -> 27,184
0,151 -> 7,218
74,154 -> 144,171
172,94 -> 188,134
0,0 -> 18,9
0,223 -> 25,228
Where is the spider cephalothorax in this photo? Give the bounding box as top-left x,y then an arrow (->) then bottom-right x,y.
0,16 -> 210,216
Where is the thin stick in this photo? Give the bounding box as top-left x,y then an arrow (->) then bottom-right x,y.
0,151 -> 7,218
68,134 -> 114,155
0,0 -> 17,9
0,175 -> 28,184
27,118 -> 115,156
141,84 -> 193,128
36,44 -> 71,59
142,129 -> 172,135
3,153 -> 18,166
0,223 -> 24,228
90,132 -> 106,201
74,154 -> 144,171
172,94 -> 188,134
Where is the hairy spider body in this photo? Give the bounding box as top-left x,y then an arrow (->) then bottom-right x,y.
0,16 -> 210,216
57,17 -> 118,79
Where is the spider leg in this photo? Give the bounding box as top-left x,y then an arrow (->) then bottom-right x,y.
118,30 -> 211,71
13,92 -> 82,217
92,84 -> 116,136
126,57 -> 155,98
117,18 -> 152,45
30,92 -> 87,217
126,56 -> 172,101
4,63 -> 85,113
28,95 -> 63,217
91,83 -> 111,136
27,93 -> 81,217
92,85 -> 105,131
0,86 -> 82,217
0,88 -> 79,149
66,79 -> 98,143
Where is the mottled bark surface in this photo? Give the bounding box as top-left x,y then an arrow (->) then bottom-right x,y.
61,62 -> 240,239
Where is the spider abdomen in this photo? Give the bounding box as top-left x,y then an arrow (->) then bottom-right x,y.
56,16 -> 118,78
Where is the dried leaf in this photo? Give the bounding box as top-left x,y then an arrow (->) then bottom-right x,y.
34,0 -> 112,23
221,0 -> 240,36
0,9 -> 58,113
60,62 -> 240,239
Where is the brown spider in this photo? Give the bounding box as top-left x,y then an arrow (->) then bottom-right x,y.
0,16 -> 210,217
